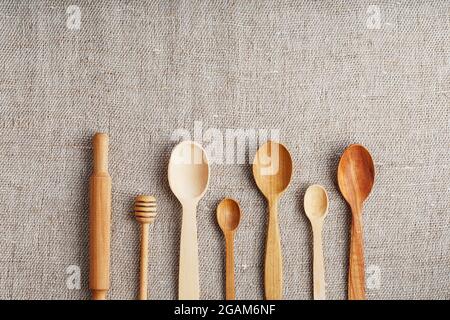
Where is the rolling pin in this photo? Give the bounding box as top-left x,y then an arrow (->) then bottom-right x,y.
89,133 -> 112,300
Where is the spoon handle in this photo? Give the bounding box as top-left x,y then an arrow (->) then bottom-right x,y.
265,199 -> 282,300
312,222 -> 326,300
179,203 -> 200,300
225,232 -> 235,300
348,208 -> 366,300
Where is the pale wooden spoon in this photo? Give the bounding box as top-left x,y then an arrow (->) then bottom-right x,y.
337,144 -> 375,300
304,184 -> 329,300
253,141 -> 293,300
168,141 -> 210,300
217,198 -> 241,300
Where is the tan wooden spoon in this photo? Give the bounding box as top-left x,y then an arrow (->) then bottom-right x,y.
304,184 -> 329,300
337,144 -> 375,300
217,198 -> 241,300
253,141 -> 293,300
168,141 -> 210,300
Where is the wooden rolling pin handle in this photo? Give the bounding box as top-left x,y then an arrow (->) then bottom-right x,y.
93,133 -> 109,174
91,290 -> 108,300
89,133 -> 111,300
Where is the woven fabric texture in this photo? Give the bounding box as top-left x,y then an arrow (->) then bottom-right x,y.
0,0 -> 449,300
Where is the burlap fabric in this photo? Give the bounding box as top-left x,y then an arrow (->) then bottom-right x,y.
0,0 -> 448,299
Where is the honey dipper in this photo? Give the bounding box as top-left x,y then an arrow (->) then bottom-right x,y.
134,195 -> 157,300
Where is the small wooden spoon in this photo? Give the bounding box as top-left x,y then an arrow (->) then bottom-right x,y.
304,185 -> 329,300
217,198 -> 242,300
168,141 -> 210,300
253,141 -> 293,300
337,144 -> 375,300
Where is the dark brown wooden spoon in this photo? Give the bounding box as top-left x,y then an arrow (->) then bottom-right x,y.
217,198 -> 242,300
337,144 -> 375,300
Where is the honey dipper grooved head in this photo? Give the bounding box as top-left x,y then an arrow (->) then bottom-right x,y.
134,195 -> 157,224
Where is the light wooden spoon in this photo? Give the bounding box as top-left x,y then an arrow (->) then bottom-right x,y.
253,141 -> 293,300
337,144 -> 375,300
217,198 -> 241,300
168,141 -> 210,300
304,184 -> 329,300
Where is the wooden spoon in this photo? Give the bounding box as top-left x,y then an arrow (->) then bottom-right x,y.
217,198 -> 242,300
168,141 -> 210,300
304,185 -> 329,300
337,144 -> 375,300
253,141 -> 293,300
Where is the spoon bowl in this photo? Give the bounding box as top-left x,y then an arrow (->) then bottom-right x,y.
253,141 -> 292,199
168,141 -> 209,202
304,185 -> 329,221
217,198 -> 241,233
337,144 -> 375,207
